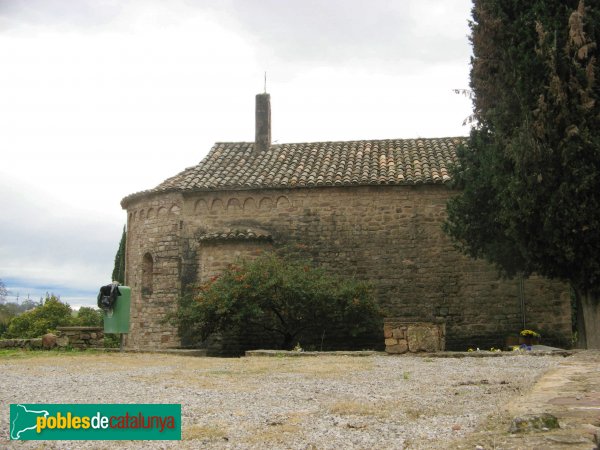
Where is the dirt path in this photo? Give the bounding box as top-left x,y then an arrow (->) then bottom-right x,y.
454,350 -> 600,449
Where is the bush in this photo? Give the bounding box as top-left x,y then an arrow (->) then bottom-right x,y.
0,300 -> 44,338
174,252 -> 382,352
75,307 -> 103,327
5,295 -> 74,338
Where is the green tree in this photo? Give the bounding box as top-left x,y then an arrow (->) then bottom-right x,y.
174,252 -> 381,352
0,305 -> 15,336
112,226 -> 126,284
75,307 -> 103,327
0,299 -> 43,337
444,0 -> 600,347
5,294 -> 74,338
20,298 -> 40,311
0,279 -> 8,303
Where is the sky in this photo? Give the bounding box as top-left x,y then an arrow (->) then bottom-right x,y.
0,0 -> 474,308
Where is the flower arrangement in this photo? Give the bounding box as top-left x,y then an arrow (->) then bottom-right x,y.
520,329 -> 541,338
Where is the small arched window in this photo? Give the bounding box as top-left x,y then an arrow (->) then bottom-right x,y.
142,253 -> 154,297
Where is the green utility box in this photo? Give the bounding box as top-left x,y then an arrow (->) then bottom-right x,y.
103,286 -> 131,334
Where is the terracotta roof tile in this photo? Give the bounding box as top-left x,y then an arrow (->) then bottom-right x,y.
121,137 -> 465,206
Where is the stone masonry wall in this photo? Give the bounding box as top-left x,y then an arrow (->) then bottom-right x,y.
383,319 -> 445,353
0,338 -> 43,350
124,184 -> 572,350
125,192 -> 182,349
0,328 -> 104,350
55,327 -> 104,349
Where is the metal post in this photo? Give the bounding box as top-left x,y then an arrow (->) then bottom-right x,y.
519,276 -> 526,330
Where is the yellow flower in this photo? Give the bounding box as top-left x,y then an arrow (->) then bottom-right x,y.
520,329 -> 541,338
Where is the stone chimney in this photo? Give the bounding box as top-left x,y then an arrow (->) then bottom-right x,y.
254,93 -> 271,153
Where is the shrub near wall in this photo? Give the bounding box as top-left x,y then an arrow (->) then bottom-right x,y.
174,251 -> 382,355
5,296 -> 74,338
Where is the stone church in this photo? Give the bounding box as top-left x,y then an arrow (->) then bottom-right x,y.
121,93 -> 572,351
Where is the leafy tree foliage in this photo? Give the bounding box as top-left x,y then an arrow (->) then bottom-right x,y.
0,297 -> 43,336
174,252 -> 381,352
112,226 -> 126,284
75,307 -> 103,327
5,295 -> 74,338
0,279 -> 8,303
0,287 -> 102,337
0,305 -> 15,337
444,0 -> 600,347
19,298 -> 41,311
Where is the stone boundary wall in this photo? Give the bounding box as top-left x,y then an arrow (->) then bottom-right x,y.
56,327 -> 104,349
0,327 -> 105,350
384,319 -> 445,354
0,338 -> 43,349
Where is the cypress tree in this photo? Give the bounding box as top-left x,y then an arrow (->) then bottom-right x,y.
112,226 -> 126,284
444,0 -> 600,347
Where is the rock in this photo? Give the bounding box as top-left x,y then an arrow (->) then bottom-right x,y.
30,339 -> 43,349
391,328 -> 405,339
407,326 -> 440,352
384,338 -> 398,346
56,336 -> 69,348
42,333 -> 57,349
509,413 -> 560,433
545,435 -> 592,444
386,339 -> 408,354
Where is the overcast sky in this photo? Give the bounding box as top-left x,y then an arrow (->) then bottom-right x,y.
0,0 -> 473,308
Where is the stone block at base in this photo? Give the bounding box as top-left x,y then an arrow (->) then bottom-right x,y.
56,327 -> 104,349
383,319 -> 445,354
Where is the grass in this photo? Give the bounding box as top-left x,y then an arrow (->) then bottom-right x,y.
0,348 -> 107,359
0,349 -> 373,377
182,424 -> 228,441
328,400 -> 385,417
0,351 -> 374,392
129,355 -> 374,392
246,412 -> 306,446
327,399 -> 434,422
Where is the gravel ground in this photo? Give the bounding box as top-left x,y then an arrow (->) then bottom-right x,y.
0,352 -> 563,449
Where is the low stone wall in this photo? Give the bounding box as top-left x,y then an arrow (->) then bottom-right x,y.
0,338 -> 43,349
384,319 -> 445,354
0,327 -> 104,350
56,327 -> 104,349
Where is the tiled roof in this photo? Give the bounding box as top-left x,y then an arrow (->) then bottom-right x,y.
121,137 -> 464,206
197,229 -> 273,242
